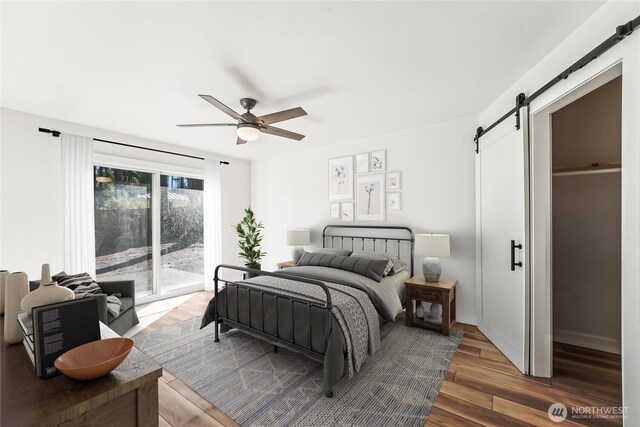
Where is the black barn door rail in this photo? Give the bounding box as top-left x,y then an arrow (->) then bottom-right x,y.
474,15 -> 640,153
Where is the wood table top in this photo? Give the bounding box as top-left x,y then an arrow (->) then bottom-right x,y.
1,318 -> 162,427
405,275 -> 458,290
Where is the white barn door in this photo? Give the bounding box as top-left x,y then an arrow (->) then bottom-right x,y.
476,109 -> 530,374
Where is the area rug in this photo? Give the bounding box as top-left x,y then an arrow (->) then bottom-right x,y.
134,316 -> 462,427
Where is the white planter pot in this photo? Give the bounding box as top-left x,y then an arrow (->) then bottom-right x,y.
0,270 -> 9,315
4,272 -> 29,345
21,281 -> 74,312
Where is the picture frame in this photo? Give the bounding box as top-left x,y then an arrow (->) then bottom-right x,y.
355,174 -> 386,221
328,156 -> 354,201
330,203 -> 340,218
387,192 -> 402,210
370,150 -> 386,172
355,152 -> 370,174
341,202 -> 354,222
387,171 -> 401,190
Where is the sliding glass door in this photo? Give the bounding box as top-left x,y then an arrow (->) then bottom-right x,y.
159,175 -> 204,292
94,167 -> 154,294
94,165 -> 204,299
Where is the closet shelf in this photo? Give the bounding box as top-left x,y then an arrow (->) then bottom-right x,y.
552,162 -> 621,177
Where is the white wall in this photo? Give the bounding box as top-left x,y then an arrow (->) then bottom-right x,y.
479,2 -> 638,125
0,107 -> 251,280
477,0 -> 640,419
252,117 -> 478,325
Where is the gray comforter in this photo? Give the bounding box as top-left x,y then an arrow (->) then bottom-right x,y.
282,266 -> 405,321
201,265 -> 404,393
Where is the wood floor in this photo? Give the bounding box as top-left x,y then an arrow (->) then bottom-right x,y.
430,326 -> 622,427
136,291 -> 623,427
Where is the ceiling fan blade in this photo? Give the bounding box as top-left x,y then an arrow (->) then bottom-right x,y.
258,107 -> 307,125
198,94 -> 246,122
261,125 -> 305,141
236,137 -> 247,145
176,123 -> 236,127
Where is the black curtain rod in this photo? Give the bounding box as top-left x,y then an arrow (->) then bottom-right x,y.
38,127 -> 230,165
475,14 -> 640,152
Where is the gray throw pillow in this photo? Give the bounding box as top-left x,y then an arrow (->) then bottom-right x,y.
298,252 -> 389,282
350,251 -> 395,277
312,248 -> 352,256
390,258 -> 408,275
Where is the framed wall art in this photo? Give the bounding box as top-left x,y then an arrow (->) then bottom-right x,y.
387,171 -> 401,190
341,202 -> 354,222
355,152 -> 370,174
370,150 -> 386,172
356,174 -> 386,221
328,156 -> 354,201
387,192 -> 402,210
330,203 -> 340,218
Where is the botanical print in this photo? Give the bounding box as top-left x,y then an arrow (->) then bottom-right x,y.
387,193 -> 401,210
341,202 -> 354,222
356,174 -> 385,221
355,153 -> 369,174
330,203 -> 340,218
387,171 -> 401,190
371,150 -> 386,172
328,156 -> 354,201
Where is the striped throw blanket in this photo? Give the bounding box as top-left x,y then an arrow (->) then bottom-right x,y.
53,273 -> 123,318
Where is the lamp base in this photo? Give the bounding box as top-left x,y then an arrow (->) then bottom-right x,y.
429,303 -> 443,324
422,257 -> 441,282
292,247 -> 305,263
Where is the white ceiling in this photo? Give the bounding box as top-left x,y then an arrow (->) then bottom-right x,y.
1,1 -> 603,160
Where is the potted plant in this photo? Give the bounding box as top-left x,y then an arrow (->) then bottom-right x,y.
235,207 -> 266,277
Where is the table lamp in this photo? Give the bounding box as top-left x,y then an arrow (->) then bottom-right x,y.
415,233 -> 450,282
286,229 -> 310,263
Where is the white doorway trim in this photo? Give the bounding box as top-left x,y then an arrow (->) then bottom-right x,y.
528,33 -> 640,423
529,62 -> 621,378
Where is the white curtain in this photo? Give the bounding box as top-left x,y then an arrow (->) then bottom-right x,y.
61,133 -> 96,277
203,159 -> 223,291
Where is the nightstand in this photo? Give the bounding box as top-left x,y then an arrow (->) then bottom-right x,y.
405,275 -> 457,336
277,260 -> 297,269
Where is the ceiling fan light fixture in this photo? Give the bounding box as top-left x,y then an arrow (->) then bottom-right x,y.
237,123 -> 261,141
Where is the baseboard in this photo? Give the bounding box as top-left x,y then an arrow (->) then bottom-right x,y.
553,328 -> 621,355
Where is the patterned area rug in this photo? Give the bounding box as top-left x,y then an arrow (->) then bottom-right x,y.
134,316 -> 461,427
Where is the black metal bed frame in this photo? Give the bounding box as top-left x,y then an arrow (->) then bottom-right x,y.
322,225 -> 415,273
213,225 -> 415,397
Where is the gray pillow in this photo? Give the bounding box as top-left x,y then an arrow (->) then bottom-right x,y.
350,251 -> 394,277
311,248 -> 352,256
298,252 -> 389,282
390,258 -> 408,275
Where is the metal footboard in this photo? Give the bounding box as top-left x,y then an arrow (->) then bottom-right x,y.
213,264 -> 336,396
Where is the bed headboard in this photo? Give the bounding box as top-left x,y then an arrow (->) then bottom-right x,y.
322,225 -> 415,274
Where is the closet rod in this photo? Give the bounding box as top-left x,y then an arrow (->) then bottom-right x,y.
38,127 -> 230,165
553,168 -> 621,177
474,14 -> 640,153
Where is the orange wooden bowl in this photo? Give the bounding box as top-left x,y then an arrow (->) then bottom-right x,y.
54,337 -> 134,380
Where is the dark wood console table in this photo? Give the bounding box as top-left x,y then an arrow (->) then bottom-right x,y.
1,320 -> 162,426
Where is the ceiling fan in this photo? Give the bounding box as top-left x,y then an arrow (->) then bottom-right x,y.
177,95 -> 307,145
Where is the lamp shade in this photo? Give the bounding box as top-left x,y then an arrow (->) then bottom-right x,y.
286,229 -> 310,246
415,234 -> 450,258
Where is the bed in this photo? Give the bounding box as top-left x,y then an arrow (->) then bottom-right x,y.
201,225 -> 414,397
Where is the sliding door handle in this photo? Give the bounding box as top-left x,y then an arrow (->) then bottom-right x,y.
511,240 -> 523,271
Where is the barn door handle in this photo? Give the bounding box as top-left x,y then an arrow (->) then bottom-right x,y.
511,240 -> 523,271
